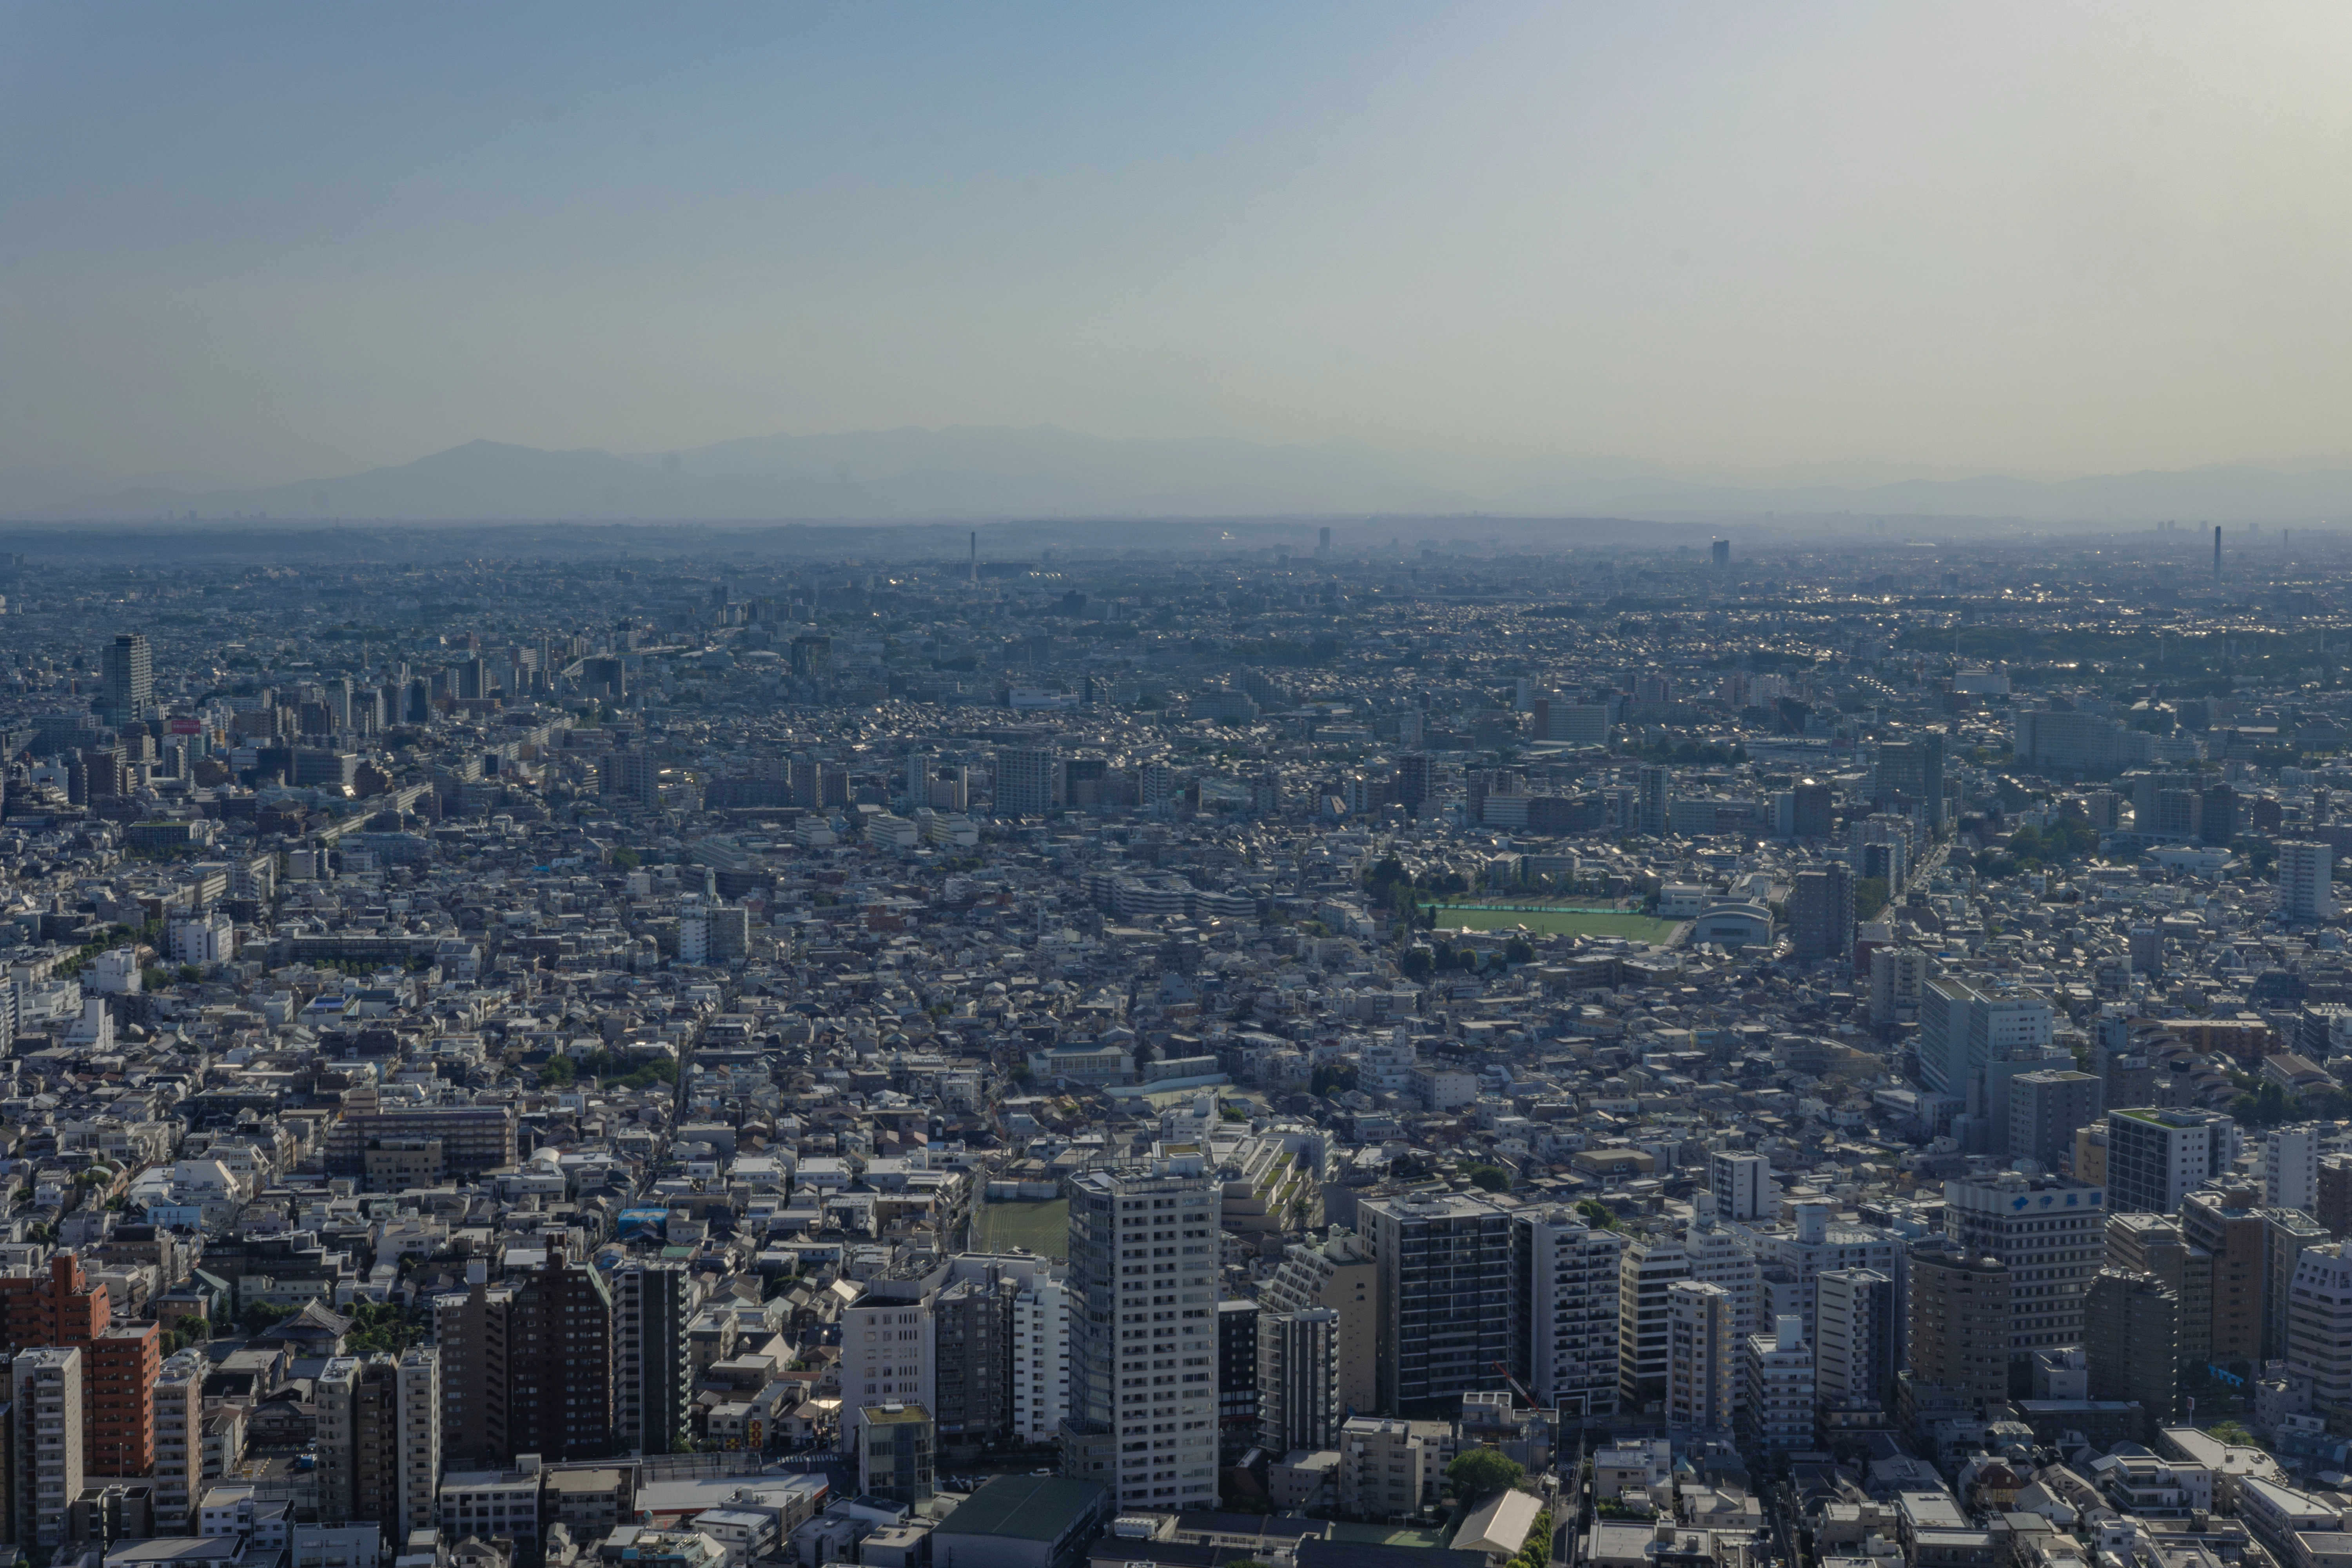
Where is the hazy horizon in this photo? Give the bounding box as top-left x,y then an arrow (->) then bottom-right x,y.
9,3 -> 2352,499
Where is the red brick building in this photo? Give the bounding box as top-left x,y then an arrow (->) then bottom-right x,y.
0,1254 -> 160,1474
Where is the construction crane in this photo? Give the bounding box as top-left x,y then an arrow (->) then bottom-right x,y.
1489,1359 -> 1541,1410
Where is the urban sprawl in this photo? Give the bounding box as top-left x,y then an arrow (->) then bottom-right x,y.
0,524 -> 2342,1568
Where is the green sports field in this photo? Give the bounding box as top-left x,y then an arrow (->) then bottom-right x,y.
975,1198 -> 1069,1258
1421,903 -> 1682,942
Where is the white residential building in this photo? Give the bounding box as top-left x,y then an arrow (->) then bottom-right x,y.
154,1349 -> 205,1530
842,1278 -> 939,1412
1740,1315 -> 1815,1452
1512,1207 -> 1624,1417
1059,1152 -> 1220,1511
13,1347 -> 81,1551
2267,1124 -> 2327,1215
1666,1280 -> 1735,1433
2285,1241 -> 2352,1413
2281,842 -> 2336,922
1746,1202 -> 1906,1352
1708,1152 -> 1773,1221
1011,1274 -> 1071,1442
1815,1268 -> 1898,1408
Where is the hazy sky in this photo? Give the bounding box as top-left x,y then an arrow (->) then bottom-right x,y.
6,2 -> 2352,493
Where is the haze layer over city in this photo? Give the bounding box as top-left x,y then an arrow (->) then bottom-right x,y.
7,9 -> 2352,1568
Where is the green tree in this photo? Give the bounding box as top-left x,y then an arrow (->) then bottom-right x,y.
1399,946 -> 1435,982
1465,1164 -> 1510,1194
2230,1080 -> 2296,1128
1576,1199 -> 1617,1230
612,847 -> 641,870
238,1300 -> 298,1335
1503,936 -> 1535,967
1447,1447 -> 1526,1501
345,1302 -> 425,1355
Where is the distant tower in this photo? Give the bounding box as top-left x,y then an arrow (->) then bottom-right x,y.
1318,526 -> 1332,552
969,531 -> 978,588
1711,539 -> 1731,571
2214,524 -> 2222,582
99,633 -> 153,727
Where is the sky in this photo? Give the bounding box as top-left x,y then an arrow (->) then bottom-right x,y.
5,2 -> 2352,497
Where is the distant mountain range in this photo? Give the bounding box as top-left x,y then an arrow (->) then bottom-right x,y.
11,425 -> 2352,525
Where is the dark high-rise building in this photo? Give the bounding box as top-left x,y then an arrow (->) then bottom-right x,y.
2106,1213 -> 2213,1370
1904,1242 -> 2011,1415
1790,862 -> 1855,963
1792,780 -> 1834,840
2202,784 -> 2237,846
2085,1269 -> 2178,1437
99,634 -> 153,727
1359,1190 -> 1515,1415
1256,1308 -> 1340,1454
613,1262 -> 693,1456
435,1246 -> 614,1464
503,1245 -> 614,1461
1217,1300 -> 1259,1455
1922,729 -> 1947,830
789,635 -> 832,683
1395,752 -> 1434,812
2007,1069 -> 2104,1171
316,1350 -> 439,1542
579,656 -> 627,700
600,750 -> 659,808
935,1272 -> 1017,1443
994,747 -> 1060,817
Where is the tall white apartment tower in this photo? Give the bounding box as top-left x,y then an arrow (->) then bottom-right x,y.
2283,842 -> 2336,922
394,1347 -> 442,1536
1665,1280 -> 1735,1433
2268,1124 -> 2327,1215
1512,1207 -> 1625,1418
1814,1268 -> 1898,1408
1060,1151 -> 1221,1511
153,1349 -> 205,1531
13,1347 -> 82,1551
1012,1274 -> 1071,1442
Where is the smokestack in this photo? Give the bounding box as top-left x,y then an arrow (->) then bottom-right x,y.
2214,524 -> 2222,582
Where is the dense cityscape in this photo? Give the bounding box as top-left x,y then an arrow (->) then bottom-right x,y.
0,520 -> 2338,1568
